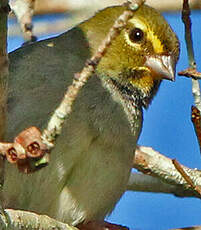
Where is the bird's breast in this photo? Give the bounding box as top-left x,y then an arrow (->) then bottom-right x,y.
4,31 -> 142,225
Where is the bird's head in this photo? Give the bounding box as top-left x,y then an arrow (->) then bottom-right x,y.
79,4 -> 180,108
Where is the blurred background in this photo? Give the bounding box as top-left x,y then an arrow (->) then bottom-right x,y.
7,0 -> 201,229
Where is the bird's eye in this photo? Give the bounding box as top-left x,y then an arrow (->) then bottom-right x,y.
129,28 -> 144,43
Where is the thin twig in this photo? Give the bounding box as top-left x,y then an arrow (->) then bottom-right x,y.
41,0 -> 145,149
172,159 -> 201,196
182,0 -> 195,67
133,145 -> 201,198
172,226 -> 201,230
191,106 -> 201,152
180,0 -> 201,111
178,67 -> 201,80
0,0 -> 145,171
10,0 -> 37,43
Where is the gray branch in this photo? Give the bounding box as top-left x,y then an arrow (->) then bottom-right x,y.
0,209 -> 78,230
131,145 -> 201,198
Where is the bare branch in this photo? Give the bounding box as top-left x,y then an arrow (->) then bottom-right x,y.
38,0 -> 145,166
191,106 -> 201,152
127,172 -> 201,197
19,0 -> 201,15
10,0 -> 37,43
0,0 -> 146,171
172,226 -> 201,230
42,3 -> 136,148
178,67 -> 201,80
179,0 -> 201,111
133,146 -> 201,198
0,209 -> 77,230
172,159 -> 201,196
0,0 -> 10,221
0,0 -> 9,141
182,0 -> 195,67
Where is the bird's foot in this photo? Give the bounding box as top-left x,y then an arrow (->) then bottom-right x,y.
77,221 -> 129,230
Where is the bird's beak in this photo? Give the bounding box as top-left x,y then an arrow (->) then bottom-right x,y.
145,55 -> 176,81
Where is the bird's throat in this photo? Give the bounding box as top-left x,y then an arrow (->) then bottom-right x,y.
109,78 -> 160,109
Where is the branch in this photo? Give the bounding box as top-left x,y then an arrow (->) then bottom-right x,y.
178,0 -> 201,168
17,0 -> 201,15
0,209 -> 77,230
0,0 -> 10,220
178,67 -> 201,80
132,145 -> 201,198
172,159 -> 201,196
191,106 -> 201,151
127,172 -> 201,197
0,0 -> 146,172
179,0 -> 201,111
172,226 -> 201,230
0,1 -> 9,142
10,0 -> 37,43
41,0 -> 145,149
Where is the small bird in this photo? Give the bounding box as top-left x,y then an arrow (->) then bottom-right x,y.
3,4 -> 179,230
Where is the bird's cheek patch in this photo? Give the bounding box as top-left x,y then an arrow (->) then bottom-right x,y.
129,74 -> 154,94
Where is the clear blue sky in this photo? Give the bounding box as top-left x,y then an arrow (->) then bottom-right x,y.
8,9 -> 201,230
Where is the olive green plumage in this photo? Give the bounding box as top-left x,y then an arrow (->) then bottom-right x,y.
3,4 -> 179,227
80,5 -> 179,107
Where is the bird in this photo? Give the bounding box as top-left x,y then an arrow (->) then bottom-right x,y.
3,3 -> 179,230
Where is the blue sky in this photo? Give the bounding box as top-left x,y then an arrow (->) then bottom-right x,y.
8,9 -> 201,230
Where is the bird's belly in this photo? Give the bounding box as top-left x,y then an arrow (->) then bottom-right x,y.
4,72 -> 141,226
3,123 -> 135,226
51,135 -> 134,225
